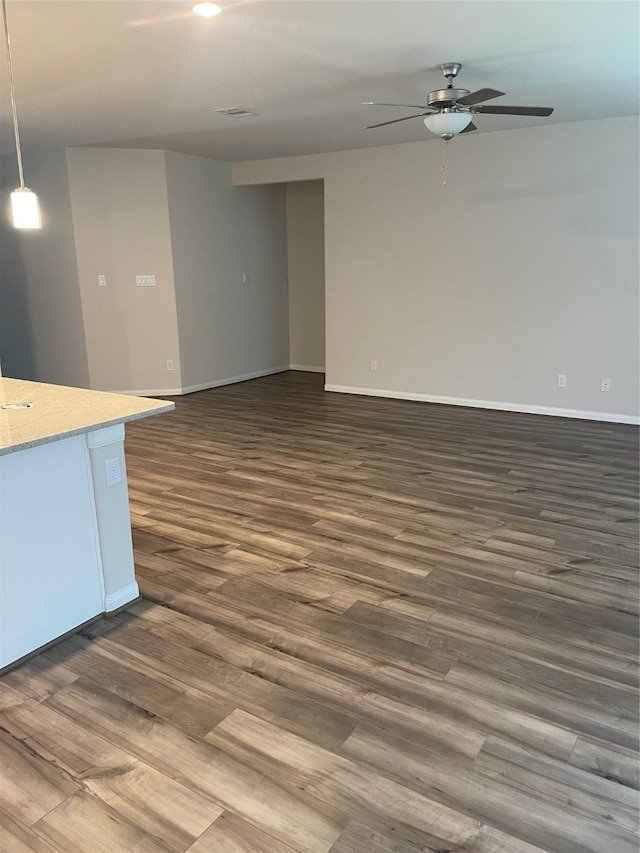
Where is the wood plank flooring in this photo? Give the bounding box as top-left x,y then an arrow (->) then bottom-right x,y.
2,371 -> 638,852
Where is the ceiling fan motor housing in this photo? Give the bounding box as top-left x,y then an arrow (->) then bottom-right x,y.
427,88 -> 470,107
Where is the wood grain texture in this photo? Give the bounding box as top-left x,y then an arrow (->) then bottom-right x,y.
0,807 -> 63,853
0,698 -> 223,851
1,371 -> 637,852
0,728 -> 81,826
186,811 -> 299,853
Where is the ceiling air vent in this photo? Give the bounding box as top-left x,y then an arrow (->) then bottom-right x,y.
213,107 -> 258,117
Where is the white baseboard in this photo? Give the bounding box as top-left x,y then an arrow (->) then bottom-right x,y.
181,366 -> 290,395
116,366 -> 290,397
104,582 -> 140,613
289,364 -> 325,373
324,384 -> 640,425
116,387 -> 183,397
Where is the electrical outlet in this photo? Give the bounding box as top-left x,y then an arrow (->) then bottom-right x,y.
136,275 -> 156,287
557,374 -> 567,388
242,272 -> 249,285
600,378 -> 611,392
167,359 -> 175,371
105,457 -> 121,488
370,360 -> 377,372
97,274 -> 106,287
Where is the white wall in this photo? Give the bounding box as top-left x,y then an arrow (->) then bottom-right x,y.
164,152 -> 290,391
0,148 -> 89,386
234,117 -> 640,422
2,147 -> 290,395
3,119 -> 636,420
286,180 -> 325,372
66,148 -> 182,394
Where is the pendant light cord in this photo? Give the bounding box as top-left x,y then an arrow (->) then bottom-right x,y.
2,0 -> 25,188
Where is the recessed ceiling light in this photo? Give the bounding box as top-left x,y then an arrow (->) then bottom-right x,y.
214,107 -> 259,117
193,3 -> 222,17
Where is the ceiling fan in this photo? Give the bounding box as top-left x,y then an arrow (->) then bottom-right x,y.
364,62 -> 553,141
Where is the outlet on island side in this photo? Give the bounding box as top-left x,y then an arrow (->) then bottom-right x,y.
105,457 -> 121,488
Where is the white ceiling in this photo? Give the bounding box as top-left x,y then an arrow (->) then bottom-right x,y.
0,0 -> 638,163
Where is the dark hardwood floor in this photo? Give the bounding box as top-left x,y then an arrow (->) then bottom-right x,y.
1,371 -> 638,852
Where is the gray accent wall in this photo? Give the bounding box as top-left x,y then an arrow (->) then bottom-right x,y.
286,180 -> 325,372
164,151 -> 289,391
66,147 -> 181,394
0,148 -> 89,387
1,147 -> 289,395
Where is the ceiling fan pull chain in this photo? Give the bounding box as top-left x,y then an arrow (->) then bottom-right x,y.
441,144 -> 447,186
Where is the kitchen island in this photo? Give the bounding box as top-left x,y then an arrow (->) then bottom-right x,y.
0,378 -> 174,670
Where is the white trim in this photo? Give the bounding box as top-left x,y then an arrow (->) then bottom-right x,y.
323,384 -> 640,425
290,364 -> 325,373
85,423 -> 125,448
104,581 -> 140,613
115,387 -> 183,397
181,366 -> 290,395
82,439 -> 106,608
115,366 -> 290,397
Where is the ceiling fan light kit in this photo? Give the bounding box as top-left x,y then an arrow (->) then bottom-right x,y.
365,62 -> 553,142
423,110 -> 472,141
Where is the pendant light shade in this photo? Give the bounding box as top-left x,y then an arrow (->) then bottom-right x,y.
11,187 -> 42,229
193,2 -> 222,16
423,111 -> 473,141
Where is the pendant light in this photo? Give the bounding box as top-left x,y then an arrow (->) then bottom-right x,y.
2,0 -> 41,229
193,3 -> 222,17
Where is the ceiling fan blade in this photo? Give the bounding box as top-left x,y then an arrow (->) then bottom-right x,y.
365,112 -> 430,129
456,88 -> 505,106
473,104 -> 553,116
363,101 -> 430,110
459,121 -> 477,134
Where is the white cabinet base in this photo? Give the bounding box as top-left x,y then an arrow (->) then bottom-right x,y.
0,427 -> 139,669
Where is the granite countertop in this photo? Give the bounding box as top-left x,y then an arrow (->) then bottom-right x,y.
0,378 -> 175,455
